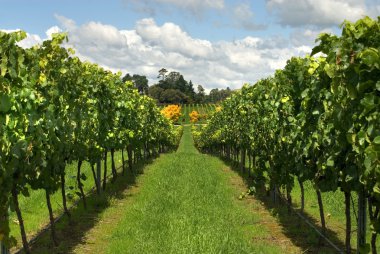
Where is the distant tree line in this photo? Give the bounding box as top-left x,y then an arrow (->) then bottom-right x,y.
122,68 -> 234,104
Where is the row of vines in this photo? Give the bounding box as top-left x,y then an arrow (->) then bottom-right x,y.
179,103 -> 217,124
193,17 -> 379,253
0,31 -> 182,253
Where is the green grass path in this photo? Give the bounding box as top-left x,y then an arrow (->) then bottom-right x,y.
88,126 -> 285,254
29,125 -> 299,253
27,126 -> 354,253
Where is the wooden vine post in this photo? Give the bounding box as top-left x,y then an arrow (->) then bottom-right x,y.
0,242 -> 10,254
357,188 -> 367,254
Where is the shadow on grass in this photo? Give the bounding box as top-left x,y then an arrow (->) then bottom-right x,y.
219,156 -> 347,254
23,155 -> 159,254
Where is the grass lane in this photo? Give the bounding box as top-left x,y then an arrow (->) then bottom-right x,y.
102,126 -> 286,254
29,125 -> 302,253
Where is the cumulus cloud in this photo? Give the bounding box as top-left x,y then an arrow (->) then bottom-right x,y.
14,16 -> 317,91
46,26 -> 62,39
266,0 -> 374,27
1,29 -> 44,48
1,27 -> 65,48
135,18 -> 214,58
54,14 -> 77,30
17,33 -> 43,48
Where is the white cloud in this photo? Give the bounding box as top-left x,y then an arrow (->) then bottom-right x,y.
0,29 -> 20,33
17,33 -> 42,48
267,0 -> 373,27
46,26 -> 62,39
135,18 -> 214,58
54,14 -> 77,30
14,16 -> 317,91
1,29 -> 45,48
74,22 -> 128,48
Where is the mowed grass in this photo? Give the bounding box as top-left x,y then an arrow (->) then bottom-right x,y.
291,180 -> 380,251
9,151 -> 123,250
98,126 -> 284,254
26,126 -> 303,253
237,150 -> 379,251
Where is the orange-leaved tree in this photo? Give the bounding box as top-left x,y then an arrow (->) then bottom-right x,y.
161,104 -> 181,123
189,110 -> 200,123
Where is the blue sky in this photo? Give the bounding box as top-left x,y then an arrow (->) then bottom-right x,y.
1,0 -> 379,91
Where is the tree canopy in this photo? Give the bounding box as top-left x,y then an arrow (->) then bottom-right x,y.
122,73 -> 149,95
148,69 -> 234,104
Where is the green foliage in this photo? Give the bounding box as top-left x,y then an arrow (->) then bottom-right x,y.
207,87 -> 234,103
178,104 -> 217,124
122,73 -> 149,95
194,16 -> 380,241
0,30 -> 180,247
8,151 -> 123,249
149,70 -> 195,104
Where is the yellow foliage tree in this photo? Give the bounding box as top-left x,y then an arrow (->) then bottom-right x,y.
161,104 -> 182,123
189,110 -> 200,123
